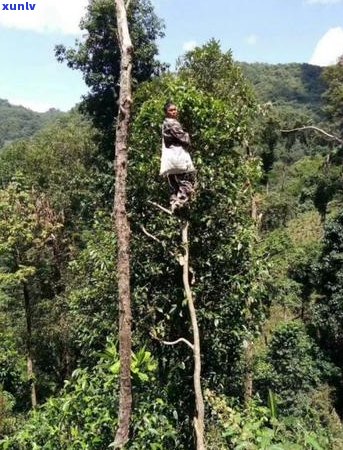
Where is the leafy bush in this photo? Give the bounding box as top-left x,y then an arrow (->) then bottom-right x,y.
1,345 -> 180,449
206,389 -> 339,449
255,322 -> 339,413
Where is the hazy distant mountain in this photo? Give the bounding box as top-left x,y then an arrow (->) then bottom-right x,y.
0,99 -> 66,149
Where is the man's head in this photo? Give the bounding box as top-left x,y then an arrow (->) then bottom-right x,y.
164,102 -> 178,119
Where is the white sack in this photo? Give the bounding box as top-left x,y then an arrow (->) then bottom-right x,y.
160,143 -> 195,176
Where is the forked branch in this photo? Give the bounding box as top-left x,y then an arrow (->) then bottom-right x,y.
142,211 -> 206,449
181,220 -> 206,450
281,126 -> 343,146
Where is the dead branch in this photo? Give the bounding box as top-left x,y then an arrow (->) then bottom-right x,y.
151,332 -> 194,351
147,200 -> 173,215
161,337 -> 194,350
280,126 -> 343,146
140,225 -> 163,245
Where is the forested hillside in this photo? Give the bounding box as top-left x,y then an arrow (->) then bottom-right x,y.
241,62 -> 325,113
0,99 -> 65,149
1,1 -> 343,449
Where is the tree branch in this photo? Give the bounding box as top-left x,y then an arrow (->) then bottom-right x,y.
151,332 -> 194,351
140,225 -> 163,245
162,338 -> 194,350
280,126 -> 343,146
140,225 -> 175,257
147,200 -> 173,215
181,220 -> 206,449
144,212 -> 205,447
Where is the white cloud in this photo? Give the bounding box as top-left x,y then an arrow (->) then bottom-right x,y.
245,34 -> 258,45
182,40 -> 197,52
0,0 -> 88,35
306,0 -> 342,4
309,27 -> 343,66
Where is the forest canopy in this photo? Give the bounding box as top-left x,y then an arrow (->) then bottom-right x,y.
1,2 -> 343,449
0,99 -> 64,150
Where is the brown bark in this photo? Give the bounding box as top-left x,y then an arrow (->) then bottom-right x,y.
113,0 -> 133,448
23,283 -> 37,408
181,221 -> 206,450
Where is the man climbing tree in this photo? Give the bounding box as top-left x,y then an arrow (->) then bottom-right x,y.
160,102 -> 196,212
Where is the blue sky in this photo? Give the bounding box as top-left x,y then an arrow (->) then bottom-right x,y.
0,0 -> 342,112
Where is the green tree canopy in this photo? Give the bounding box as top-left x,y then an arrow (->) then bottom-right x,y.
322,56 -> 343,133
55,0 -> 165,155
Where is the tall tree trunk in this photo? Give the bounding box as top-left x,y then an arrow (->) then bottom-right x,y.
181,221 -> 206,450
23,282 -> 37,408
113,0 -> 133,448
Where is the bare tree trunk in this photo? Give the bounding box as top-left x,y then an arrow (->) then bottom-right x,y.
23,283 -> 37,408
181,221 -> 206,450
113,0 -> 133,448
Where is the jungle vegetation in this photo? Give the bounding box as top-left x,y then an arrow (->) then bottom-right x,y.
1,0 -> 343,448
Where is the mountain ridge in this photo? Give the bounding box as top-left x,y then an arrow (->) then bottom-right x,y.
0,98 -> 66,149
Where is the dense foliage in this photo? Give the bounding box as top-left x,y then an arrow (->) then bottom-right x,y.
0,99 -> 64,150
240,62 -> 326,119
1,2 -> 343,447
55,0 -> 165,155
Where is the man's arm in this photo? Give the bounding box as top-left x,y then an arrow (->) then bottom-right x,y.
168,120 -> 191,147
